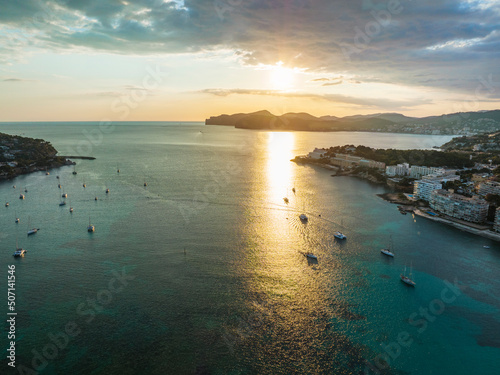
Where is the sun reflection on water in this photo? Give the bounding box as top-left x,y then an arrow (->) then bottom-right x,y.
266,132 -> 295,204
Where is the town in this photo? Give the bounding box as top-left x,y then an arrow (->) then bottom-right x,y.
294,143 -> 500,240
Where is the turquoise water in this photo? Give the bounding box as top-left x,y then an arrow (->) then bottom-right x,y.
1,123 -> 499,374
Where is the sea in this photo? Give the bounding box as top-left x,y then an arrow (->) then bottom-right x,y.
0,122 -> 499,375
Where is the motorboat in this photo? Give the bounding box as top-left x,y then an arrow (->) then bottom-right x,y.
13,248 -> 27,257
87,217 -> 95,232
334,231 -> 346,240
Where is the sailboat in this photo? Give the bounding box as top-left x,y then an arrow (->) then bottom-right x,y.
72,165 -> 77,175
381,236 -> 395,257
5,202 -> 9,207
13,234 -> 26,257
83,181 -> 86,188
117,165 -> 120,173
61,187 -> 68,198
59,189 -> 66,206
87,217 -> 95,232
27,217 -> 39,236
400,264 -> 416,286
19,187 -> 25,199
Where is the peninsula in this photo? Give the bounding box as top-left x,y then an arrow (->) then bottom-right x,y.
0,132 -> 74,180
205,109 -> 500,135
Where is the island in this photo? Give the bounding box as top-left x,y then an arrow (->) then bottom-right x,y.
205,109 -> 500,135
293,137 -> 500,241
0,132 -> 74,180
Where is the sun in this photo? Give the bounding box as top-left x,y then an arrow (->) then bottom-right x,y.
270,62 -> 295,90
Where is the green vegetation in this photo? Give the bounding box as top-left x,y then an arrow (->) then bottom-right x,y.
352,166 -> 387,183
0,132 -> 68,179
324,145 -> 475,168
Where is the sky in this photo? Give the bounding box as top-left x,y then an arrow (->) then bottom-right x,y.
0,0 -> 499,121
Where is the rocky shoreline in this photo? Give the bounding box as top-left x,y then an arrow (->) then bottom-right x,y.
0,158 -> 75,181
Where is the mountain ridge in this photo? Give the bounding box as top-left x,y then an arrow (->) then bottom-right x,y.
205,110 -> 500,135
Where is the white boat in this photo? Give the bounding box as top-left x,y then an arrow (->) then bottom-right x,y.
15,217 -> 20,223
483,245 -> 490,249
5,202 -> 9,207
87,217 -> 95,232
69,207 -> 73,213
13,234 -> 26,257
400,264 -> 416,287
381,235 -> 395,257
305,253 -> 317,260
27,217 -> 38,235
106,188 -> 110,194
299,214 -> 308,222
381,249 -> 394,257
334,231 -> 346,240
62,192 -> 68,198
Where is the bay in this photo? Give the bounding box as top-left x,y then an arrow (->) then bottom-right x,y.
0,122 -> 499,375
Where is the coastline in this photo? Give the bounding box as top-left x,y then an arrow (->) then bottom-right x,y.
0,158 -> 75,181
413,209 -> 500,242
293,156 -> 500,242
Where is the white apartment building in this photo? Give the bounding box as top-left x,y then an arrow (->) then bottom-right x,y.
413,180 -> 443,201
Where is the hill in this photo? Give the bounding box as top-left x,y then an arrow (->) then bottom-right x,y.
205,110 -> 500,134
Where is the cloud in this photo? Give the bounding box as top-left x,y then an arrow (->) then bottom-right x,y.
0,0 -> 499,94
322,81 -> 343,86
2,78 -> 35,82
199,88 -> 432,110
